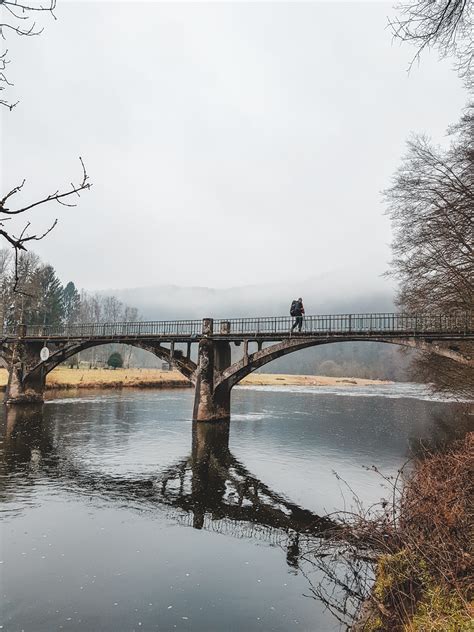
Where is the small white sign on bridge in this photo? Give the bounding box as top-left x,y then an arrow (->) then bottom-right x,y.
40,346 -> 50,361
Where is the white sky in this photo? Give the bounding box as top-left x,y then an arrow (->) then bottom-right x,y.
0,1 -> 467,291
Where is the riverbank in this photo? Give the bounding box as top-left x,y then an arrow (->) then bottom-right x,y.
240,373 -> 390,387
0,367 -> 390,391
0,367 -> 191,391
351,432 -> 473,631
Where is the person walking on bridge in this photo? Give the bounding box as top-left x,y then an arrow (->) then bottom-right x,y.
290,297 -> 305,333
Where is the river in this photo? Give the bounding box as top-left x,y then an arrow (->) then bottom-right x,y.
0,384 -> 470,631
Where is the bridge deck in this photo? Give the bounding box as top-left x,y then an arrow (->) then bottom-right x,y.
2,312 -> 472,342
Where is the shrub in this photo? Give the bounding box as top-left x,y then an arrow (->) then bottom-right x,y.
107,352 -> 123,369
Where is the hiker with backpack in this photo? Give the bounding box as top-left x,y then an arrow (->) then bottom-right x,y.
290,297 -> 305,332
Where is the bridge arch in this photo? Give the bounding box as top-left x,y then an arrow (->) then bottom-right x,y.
216,336 -> 471,391
25,339 -> 197,385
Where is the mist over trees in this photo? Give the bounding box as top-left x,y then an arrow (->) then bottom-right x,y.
262,342 -> 413,382
106,277 -> 414,380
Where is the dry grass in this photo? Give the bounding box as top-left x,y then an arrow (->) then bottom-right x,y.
330,433 -> 474,631
370,436 -> 474,631
400,434 -> 473,587
0,367 -> 389,390
298,433 -> 473,630
241,373 -> 390,387
0,369 -> 8,387
0,367 -> 190,390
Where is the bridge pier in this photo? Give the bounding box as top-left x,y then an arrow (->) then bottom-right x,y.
4,340 -> 46,407
192,319 -> 232,422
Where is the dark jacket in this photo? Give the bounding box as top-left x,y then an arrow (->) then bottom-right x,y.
294,300 -> 305,317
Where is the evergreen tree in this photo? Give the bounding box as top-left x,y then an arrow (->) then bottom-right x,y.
31,265 -> 65,328
63,282 -> 81,325
5,251 -> 41,329
107,352 -> 123,369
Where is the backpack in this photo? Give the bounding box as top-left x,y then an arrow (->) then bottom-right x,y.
290,300 -> 298,317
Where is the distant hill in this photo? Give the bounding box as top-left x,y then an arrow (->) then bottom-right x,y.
102,269 -> 397,320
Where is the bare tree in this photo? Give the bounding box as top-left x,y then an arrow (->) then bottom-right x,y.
102,295 -> 125,323
385,104 -> 473,395
1,157 -> 91,286
410,348 -> 474,398
385,105 -> 473,313
1,1 -> 58,109
0,158 -> 90,291
0,0 -> 91,287
390,0 -> 473,78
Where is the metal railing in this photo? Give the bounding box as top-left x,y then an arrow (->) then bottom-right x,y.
213,312 -> 472,336
1,312 -> 472,339
9,319 -> 203,338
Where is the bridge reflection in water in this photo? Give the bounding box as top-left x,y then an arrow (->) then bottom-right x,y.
1,406 -> 335,572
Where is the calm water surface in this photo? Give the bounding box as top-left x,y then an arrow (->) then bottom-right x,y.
0,384 -> 470,632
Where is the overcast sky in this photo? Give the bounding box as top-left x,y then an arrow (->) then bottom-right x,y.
1,1 -> 467,292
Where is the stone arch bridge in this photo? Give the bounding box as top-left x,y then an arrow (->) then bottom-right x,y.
1,312 -> 472,421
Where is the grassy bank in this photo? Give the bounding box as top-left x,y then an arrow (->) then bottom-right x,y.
0,367 -> 191,391
0,367 -> 390,391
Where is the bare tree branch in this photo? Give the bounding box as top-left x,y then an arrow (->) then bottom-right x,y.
1,156 -> 90,214
0,157 -> 91,276
389,0 -> 473,78
0,0 -> 56,108
0,1 -> 92,290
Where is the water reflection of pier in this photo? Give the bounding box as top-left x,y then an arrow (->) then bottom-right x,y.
0,407 -> 335,569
